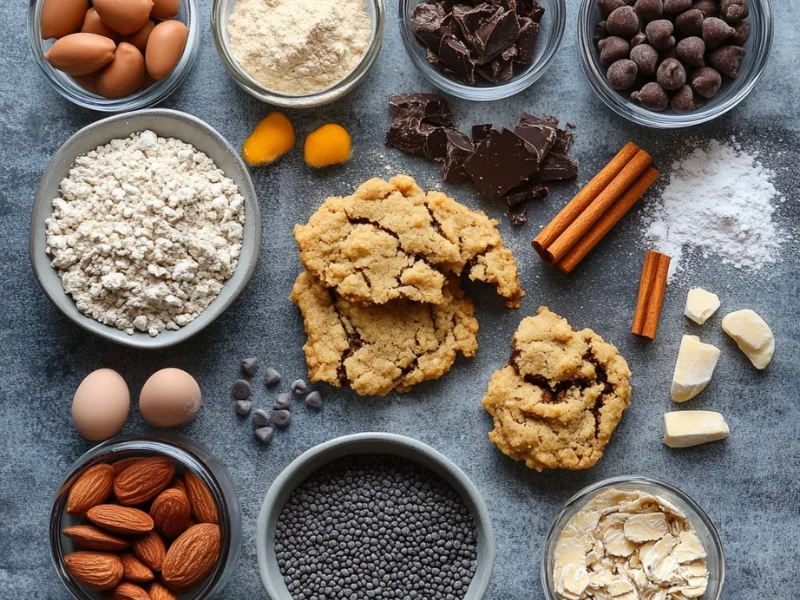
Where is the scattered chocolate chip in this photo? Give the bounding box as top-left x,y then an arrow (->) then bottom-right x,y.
388,93 -> 455,127
607,58 -> 639,89
663,0 -> 691,12
676,36 -> 705,67
441,129 -> 475,182
657,57 -> 686,90
631,81 -> 669,110
254,426 -> 275,445
692,0 -> 719,17
670,84 -> 704,112
275,392 -> 292,410
515,17 -> 540,64
606,6 -> 640,37
630,31 -> 647,46
253,409 -> 270,428
264,368 -> 281,387
646,19 -> 675,49
539,153 -> 579,181
702,17 -> 735,49
730,21 -> 750,45
305,391 -> 323,410
463,128 -> 540,197
720,0 -> 748,23
232,379 -> 251,400
274,409 -> 292,428
514,113 -> 557,163
598,36 -> 631,65
598,0 -> 627,17
634,0 -> 663,21
691,66 -> 722,98
675,9 -> 705,37
290,379 -> 308,395
472,124 -> 493,140
235,400 -> 252,417
241,357 -> 258,376
507,205 -> 528,226
630,43 -> 659,77
709,44 -> 745,77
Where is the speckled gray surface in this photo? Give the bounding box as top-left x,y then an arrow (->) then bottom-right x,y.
1,0 -> 799,598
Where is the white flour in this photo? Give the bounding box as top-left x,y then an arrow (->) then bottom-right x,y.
46,130 -> 245,337
228,0 -> 371,95
643,139 -> 784,281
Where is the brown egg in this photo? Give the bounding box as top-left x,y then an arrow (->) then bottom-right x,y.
152,0 -> 180,20
45,33 -> 117,76
146,20 -> 187,80
96,42 -> 146,98
81,8 -> 119,41
72,369 -> 131,441
139,368 -> 201,428
72,73 -> 99,94
41,0 -> 88,39
124,20 -> 155,53
94,0 -> 154,36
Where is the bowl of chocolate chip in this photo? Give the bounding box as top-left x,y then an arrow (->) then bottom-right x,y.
578,0 -> 773,128
400,0 -> 566,101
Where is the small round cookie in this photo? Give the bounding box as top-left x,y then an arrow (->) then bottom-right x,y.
290,270 -> 479,396
482,307 -> 631,471
293,175 -> 524,308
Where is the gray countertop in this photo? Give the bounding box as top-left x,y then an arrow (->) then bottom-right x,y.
1,1 -> 799,598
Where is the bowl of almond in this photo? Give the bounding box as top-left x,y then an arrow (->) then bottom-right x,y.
49,435 -> 241,599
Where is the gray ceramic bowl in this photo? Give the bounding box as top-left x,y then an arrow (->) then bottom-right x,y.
30,109 -> 261,350
256,433 -> 495,600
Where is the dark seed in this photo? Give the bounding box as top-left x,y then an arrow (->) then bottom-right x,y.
241,357 -> 258,376
657,58 -> 687,90
255,426 -> 275,444
264,368 -> 281,387
232,379 -> 252,400
274,409 -> 292,428
253,409 -> 270,428
290,379 -> 308,395
632,82 -> 669,110
305,391 -> 323,410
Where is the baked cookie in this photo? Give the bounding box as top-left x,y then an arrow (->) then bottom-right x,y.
482,307 -> 631,471
290,270 -> 479,396
294,175 -> 523,308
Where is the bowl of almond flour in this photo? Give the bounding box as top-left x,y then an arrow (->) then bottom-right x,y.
30,109 -> 261,350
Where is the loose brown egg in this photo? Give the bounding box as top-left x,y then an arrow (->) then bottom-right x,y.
96,42 -> 146,98
72,369 -> 131,441
145,20 -> 187,80
41,0 -> 89,39
45,33 -> 117,76
81,8 -> 119,41
124,20 -> 155,53
152,0 -> 180,20
94,0 -> 154,36
139,368 -> 201,428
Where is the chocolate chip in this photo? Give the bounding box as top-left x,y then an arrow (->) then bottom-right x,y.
598,0 -> 627,17
607,58 -> 638,89
720,0 -> 748,23
241,357 -> 258,376
634,0 -> 663,21
675,9 -> 705,37
264,367 -> 281,387
692,0 -> 719,17
630,32 -> 647,47
702,17 -> 735,49
631,82 -> 669,110
691,66 -> 722,98
670,84 -> 704,112
438,34 -> 476,84
254,426 -> 275,445
274,409 -> 292,428
515,17 -> 540,64
275,392 -> 292,410
663,0 -> 691,12
630,43 -> 659,77
646,19 -> 675,49
595,20 -> 609,41
514,113 -> 557,163
472,124 -> 493,140
253,409 -> 270,428
657,58 -> 686,90
606,6 -> 640,37
598,36 -> 631,65
441,129 -> 475,182
235,400 -> 252,417
463,128 -> 540,197
305,391 -> 323,410
232,379 -> 251,400
290,379 -> 308,394
539,153 -> 579,181
729,21 -> 750,45
388,93 -> 455,127
709,44 -> 745,77
676,36 -> 706,67
411,3 -> 448,51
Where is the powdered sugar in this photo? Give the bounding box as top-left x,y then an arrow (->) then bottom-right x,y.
643,139 -> 785,281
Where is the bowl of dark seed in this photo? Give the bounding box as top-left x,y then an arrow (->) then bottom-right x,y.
256,433 -> 495,600
578,0 -> 773,127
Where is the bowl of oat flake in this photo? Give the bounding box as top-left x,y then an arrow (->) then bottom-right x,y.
30,109 -> 261,350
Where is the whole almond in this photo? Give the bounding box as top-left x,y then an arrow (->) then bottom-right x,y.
169,477 -> 186,494
67,464 -> 115,515
114,457 -> 176,506
161,523 -> 220,592
112,457 -> 144,476
62,525 -> 130,551
64,551 -> 124,591
150,488 -> 191,538
149,582 -> 178,600
183,471 -> 218,524
120,553 -> 154,583
133,531 -> 166,571
87,505 -> 154,535
111,582 -> 152,600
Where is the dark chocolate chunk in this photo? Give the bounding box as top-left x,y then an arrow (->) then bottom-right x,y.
385,113 -> 450,161
410,3 -> 448,50
552,128 -> 575,155
519,0 -> 545,22
513,112 -> 557,164
539,152 -> 579,181
387,93 -> 455,127
505,182 -> 548,207
441,129 -> 475,182
472,124 -> 493,140
463,128 -> 539,198
477,54 -> 515,83
474,7 -> 520,64
507,205 -> 528,225
515,17 -> 540,64
438,34 -> 476,84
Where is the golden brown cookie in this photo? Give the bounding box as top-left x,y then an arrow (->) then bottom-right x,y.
293,175 -> 523,308
482,307 -> 631,471
290,270 -> 479,396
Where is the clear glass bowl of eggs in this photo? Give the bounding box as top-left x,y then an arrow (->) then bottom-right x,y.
28,0 -> 200,111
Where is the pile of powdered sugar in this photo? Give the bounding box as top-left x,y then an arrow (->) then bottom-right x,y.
643,138 -> 785,281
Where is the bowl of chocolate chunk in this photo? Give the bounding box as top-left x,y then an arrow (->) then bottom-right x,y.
578,0 -> 773,127
400,0 -> 566,100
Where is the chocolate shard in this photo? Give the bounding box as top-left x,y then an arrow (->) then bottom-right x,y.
515,17 -> 540,64
505,182 -> 548,207
552,128 -> 575,155
441,129 -> 475,182
518,0 -> 545,22
472,124 -> 493,141
477,54 -> 515,82
438,34 -> 476,84
507,205 -> 528,225
513,112 -> 557,164
463,128 -> 539,198
539,152 -> 579,181
385,113 -> 450,161
410,3 -> 448,51
451,3 -> 497,52
475,7 -> 520,64
388,93 -> 455,127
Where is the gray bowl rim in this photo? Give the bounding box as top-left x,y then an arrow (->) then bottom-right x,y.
30,108 -> 262,350
256,432 -> 496,600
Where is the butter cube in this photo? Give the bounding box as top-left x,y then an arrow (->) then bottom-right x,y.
663,411 -> 729,448
671,335 -> 720,403
721,309 -> 774,370
684,288 -> 720,325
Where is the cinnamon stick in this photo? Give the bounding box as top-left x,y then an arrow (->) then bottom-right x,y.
632,249 -> 671,340
533,142 -> 640,258
556,168 -> 659,274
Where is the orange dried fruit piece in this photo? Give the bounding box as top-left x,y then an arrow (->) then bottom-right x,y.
304,123 -> 352,168
242,112 -> 295,166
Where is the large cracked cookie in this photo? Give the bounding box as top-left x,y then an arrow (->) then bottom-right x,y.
482,307 -> 631,471
293,175 -> 524,308
290,270 -> 479,396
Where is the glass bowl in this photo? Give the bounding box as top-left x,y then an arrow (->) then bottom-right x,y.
541,476 -> 725,600
577,0 -> 773,128
49,435 -> 242,599
27,0 -> 200,112
211,0 -> 385,108
399,0 -> 566,101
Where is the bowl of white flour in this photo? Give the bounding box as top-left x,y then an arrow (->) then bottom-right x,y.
30,109 -> 261,349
